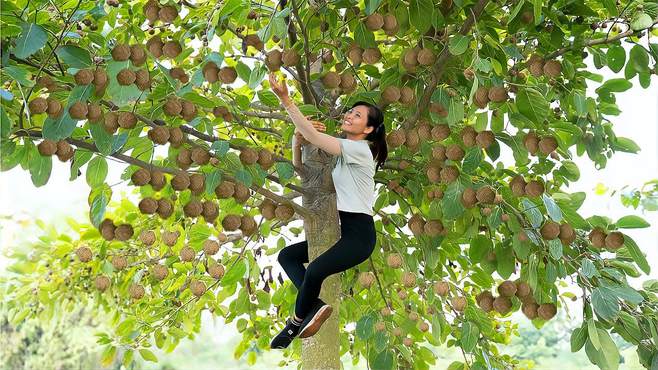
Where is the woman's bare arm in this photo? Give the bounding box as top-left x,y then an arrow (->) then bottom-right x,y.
292,135 -> 303,167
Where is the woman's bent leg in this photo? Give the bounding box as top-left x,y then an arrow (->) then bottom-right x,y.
293,218 -> 376,318
276,240 -> 309,290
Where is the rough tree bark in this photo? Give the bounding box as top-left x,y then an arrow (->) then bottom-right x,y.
297,144 -> 343,370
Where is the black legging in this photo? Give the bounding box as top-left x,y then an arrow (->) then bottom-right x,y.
277,210 -> 377,319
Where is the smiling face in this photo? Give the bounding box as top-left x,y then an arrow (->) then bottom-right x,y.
340,105 -> 374,140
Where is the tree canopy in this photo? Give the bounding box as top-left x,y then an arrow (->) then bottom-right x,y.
1,0 -> 658,369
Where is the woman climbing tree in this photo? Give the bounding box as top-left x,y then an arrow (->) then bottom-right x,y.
268,72 -> 388,349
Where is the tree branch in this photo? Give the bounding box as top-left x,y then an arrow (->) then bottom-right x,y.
546,19 -> 658,59
402,0 -> 490,130
14,129 -> 314,219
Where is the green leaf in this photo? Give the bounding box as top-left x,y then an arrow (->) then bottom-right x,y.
234,168 -> 252,187
548,239 -> 563,259
55,45 -> 92,68
354,22 -> 376,49
631,44 -> 650,73
462,147 -> 482,174
592,288 -> 620,321
542,193 -> 563,222
122,350 -> 134,367
520,198 -> 543,228
89,190 -> 108,228
89,122 -> 114,155
618,311 -> 641,342
606,45 -> 625,73
461,322 -> 479,353
597,78 -> 633,94
571,325 -> 587,352
409,0 -> 433,34
86,156 -> 108,187
469,235 -> 492,263
257,90 -> 280,108
100,345 -> 116,367
29,151 -> 52,187
532,0 -> 542,25
14,23 -> 48,59
210,140 -> 230,157
0,105 -> 10,139
587,319 -> 601,350
3,65 -> 34,87
601,0 -> 618,15
441,182 -> 465,220
630,12 -> 653,31
447,98 -> 464,126
516,88 -> 549,124
448,35 -> 470,56
611,137 -> 640,153
139,348 -> 158,362
495,243 -> 515,279
205,170 -> 222,196
581,258 -> 597,278
356,313 -> 376,340
616,215 -> 649,229
275,162 -> 294,182
595,328 -> 620,370
623,236 -> 650,274
218,0 -> 243,18
572,92 -> 587,117
372,349 -> 394,370
248,64 -> 267,90
220,258 -> 247,286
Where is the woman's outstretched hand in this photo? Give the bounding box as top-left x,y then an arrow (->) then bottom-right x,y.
269,72 -> 289,101
294,116 -> 326,146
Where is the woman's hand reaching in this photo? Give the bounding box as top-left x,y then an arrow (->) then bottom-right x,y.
294,116 -> 326,146
269,72 -> 290,102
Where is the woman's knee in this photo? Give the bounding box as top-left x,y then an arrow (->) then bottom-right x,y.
277,247 -> 292,264
304,262 -> 327,282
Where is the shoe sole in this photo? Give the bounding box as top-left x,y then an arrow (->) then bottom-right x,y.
298,305 -> 333,338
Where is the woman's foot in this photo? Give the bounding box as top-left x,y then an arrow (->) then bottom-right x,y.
270,316 -> 303,349
298,299 -> 333,338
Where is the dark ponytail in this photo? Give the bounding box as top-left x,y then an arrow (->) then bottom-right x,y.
349,101 -> 388,173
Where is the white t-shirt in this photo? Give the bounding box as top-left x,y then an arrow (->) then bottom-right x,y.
331,138 -> 375,216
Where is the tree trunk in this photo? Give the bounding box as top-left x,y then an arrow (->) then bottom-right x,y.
298,145 -> 342,370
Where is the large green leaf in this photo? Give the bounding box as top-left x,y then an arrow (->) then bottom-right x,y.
606,45 -> 625,73
220,258 -> 247,286
356,312 -> 376,340
449,35 -> 470,56
29,149 -> 52,187
615,215 -> 649,229
55,45 -> 93,68
515,88 -> 549,124
14,23 -> 48,59
542,193 -> 563,222
461,322 -> 479,353
630,12 -> 653,31
372,349 -> 394,370
86,156 -> 108,187
469,235 -> 492,263
592,287 -> 620,321
597,78 -> 633,93
408,0 -> 433,34
624,235 -> 650,274
441,182 -> 465,220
